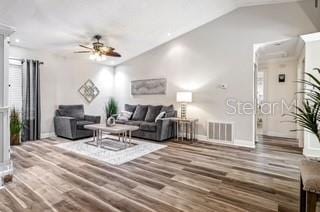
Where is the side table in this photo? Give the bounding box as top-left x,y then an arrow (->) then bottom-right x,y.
170,118 -> 198,142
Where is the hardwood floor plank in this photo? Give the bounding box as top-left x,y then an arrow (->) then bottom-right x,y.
0,135 -> 302,212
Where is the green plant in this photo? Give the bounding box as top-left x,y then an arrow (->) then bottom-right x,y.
290,68 -> 320,142
105,97 -> 118,118
10,108 -> 22,145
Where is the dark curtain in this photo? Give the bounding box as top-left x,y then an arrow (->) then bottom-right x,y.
22,60 -> 41,141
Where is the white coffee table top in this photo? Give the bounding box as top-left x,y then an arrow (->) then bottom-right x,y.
84,124 -> 139,133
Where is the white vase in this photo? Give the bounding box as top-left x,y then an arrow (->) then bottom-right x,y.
106,116 -> 116,127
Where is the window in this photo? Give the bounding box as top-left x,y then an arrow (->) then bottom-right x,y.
8,60 -> 22,112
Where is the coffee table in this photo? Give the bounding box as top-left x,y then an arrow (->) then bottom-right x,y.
84,124 -> 139,151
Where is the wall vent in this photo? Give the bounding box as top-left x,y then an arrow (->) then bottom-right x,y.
207,121 -> 234,144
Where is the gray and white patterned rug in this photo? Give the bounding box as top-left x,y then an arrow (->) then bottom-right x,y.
56,136 -> 166,165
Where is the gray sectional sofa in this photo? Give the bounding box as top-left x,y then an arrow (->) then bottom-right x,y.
116,104 -> 177,141
54,105 -> 101,140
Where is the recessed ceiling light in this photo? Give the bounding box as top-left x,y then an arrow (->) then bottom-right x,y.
15,39 -> 20,43
167,33 -> 172,37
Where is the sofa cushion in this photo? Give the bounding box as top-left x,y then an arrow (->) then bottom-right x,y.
127,121 -> 143,126
125,104 -> 137,113
132,105 -> 148,121
160,105 -> 176,118
145,105 -> 162,122
58,105 -> 85,120
140,122 -> 157,132
165,110 -> 176,118
161,105 -> 174,113
76,120 -> 94,130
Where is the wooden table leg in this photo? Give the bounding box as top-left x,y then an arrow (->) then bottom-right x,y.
306,191 -> 317,212
300,176 -> 306,212
176,121 -> 180,141
93,130 -> 96,143
124,130 -> 127,148
98,130 -> 102,147
129,130 -> 132,147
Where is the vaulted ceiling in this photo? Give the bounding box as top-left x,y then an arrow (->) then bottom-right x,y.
0,0 -> 305,66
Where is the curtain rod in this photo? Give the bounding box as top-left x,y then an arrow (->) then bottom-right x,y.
8,57 -> 44,65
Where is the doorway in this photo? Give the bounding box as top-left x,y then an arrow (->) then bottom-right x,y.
254,37 -> 305,143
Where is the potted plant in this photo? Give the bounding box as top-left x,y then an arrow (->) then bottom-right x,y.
105,97 -> 118,126
10,108 -> 22,146
290,68 -> 320,142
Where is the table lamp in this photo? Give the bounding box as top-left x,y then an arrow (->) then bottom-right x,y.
176,91 -> 192,119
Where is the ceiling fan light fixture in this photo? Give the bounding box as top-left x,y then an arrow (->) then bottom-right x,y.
90,52 -> 107,62
98,55 -> 104,62
76,35 -> 121,59
89,54 -> 96,60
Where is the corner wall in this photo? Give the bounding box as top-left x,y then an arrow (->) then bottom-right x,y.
114,2 -> 318,147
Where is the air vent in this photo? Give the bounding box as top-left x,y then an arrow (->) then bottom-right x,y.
207,121 -> 234,144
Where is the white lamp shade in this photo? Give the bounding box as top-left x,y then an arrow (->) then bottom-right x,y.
176,91 -> 192,103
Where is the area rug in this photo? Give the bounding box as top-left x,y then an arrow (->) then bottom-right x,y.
56,136 -> 166,165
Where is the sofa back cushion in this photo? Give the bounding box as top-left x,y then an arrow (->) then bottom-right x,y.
160,105 -> 176,118
132,105 -> 148,121
161,105 -> 174,113
145,105 -> 162,122
124,104 -> 137,119
124,104 -> 136,113
58,105 -> 85,120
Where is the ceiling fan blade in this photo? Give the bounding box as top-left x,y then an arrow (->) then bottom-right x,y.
74,51 -> 91,53
103,51 -> 121,57
100,46 -> 116,53
79,44 -> 93,50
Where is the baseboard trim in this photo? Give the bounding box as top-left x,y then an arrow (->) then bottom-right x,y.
234,139 -> 255,148
263,131 -> 296,139
196,134 -> 255,149
41,132 -> 55,139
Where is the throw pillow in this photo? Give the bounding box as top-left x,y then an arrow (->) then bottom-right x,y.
161,105 -> 174,113
165,110 -> 176,118
117,111 -> 132,121
132,105 -> 148,121
155,111 -> 166,122
145,105 -> 162,122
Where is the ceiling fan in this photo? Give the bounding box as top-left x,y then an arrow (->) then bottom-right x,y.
74,35 -> 121,61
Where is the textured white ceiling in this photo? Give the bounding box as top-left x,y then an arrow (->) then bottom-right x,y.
0,0 -> 303,66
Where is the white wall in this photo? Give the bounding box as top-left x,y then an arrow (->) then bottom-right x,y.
260,59 -> 297,139
54,58 -> 114,118
9,46 -> 114,137
114,2 -> 318,147
303,37 -> 320,157
0,25 -> 13,165
296,47 -> 305,147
